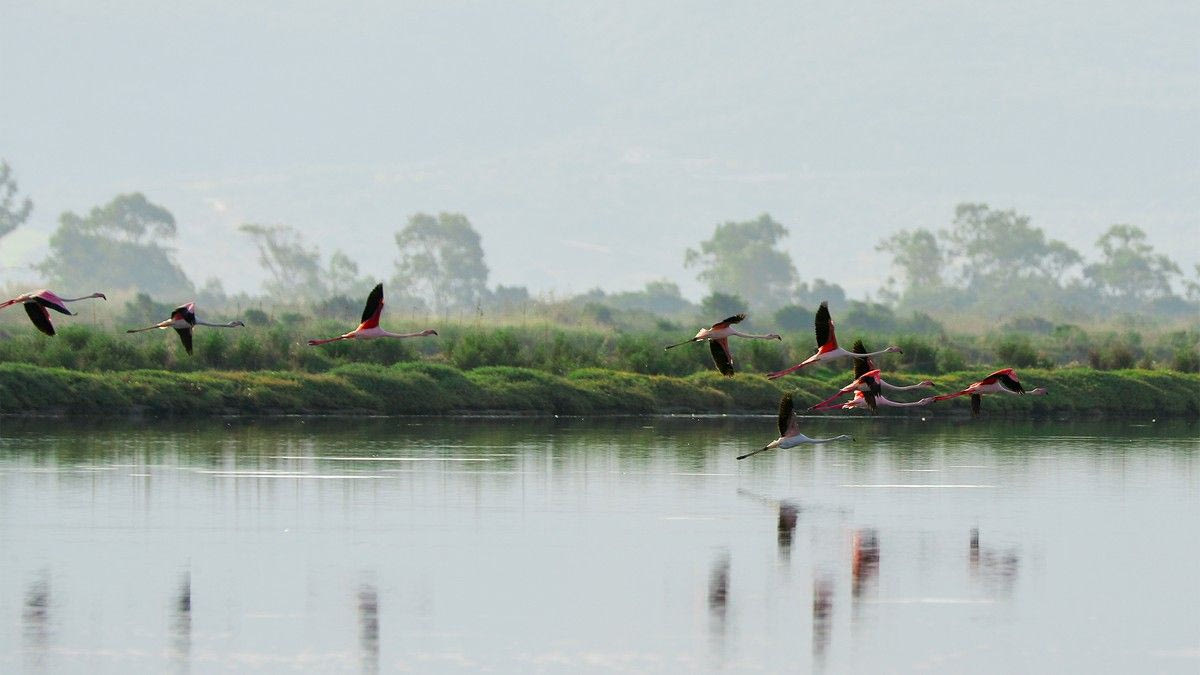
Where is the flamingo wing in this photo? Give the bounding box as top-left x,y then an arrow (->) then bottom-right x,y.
863,390 -> 878,412
23,302 -> 56,336
171,303 -> 196,325
359,283 -> 384,328
709,339 -> 735,376
996,372 -> 1024,393
851,339 -> 875,379
777,392 -> 796,436
710,313 -> 746,330
36,295 -> 73,315
814,302 -> 837,351
175,327 -> 194,355
970,394 -> 982,416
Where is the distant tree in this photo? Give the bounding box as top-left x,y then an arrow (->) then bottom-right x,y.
0,160 -> 33,239
1083,225 -> 1181,305
606,280 -> 693,315
394,212 -> 488,313
773,304 -> 812,332
239,224 -> 326,302
325,250 -> 374,299
1185,264 -> 1200,303
684,214 -> 797,310
700,292 -> 747,320
487,284 -> 532,315
795,278 -> 846,307
39,193 -> 192,296
876,228 -> 943,290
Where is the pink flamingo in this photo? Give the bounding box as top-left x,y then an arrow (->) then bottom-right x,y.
664,313 -> 781,376
737,392 -> 853,460
812,389 -> 935,412
848,339 -> 934,393
767,303 -> 901,379
307,283 -> 437,346
0,289 -> 106,336
930,368 -> 1047,416
808,368 -> 884,412
126,302 -> 244,355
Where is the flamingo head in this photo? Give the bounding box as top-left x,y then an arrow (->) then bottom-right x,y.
1028,387 -> 1048,396
93,292 -> 107,301
885,345 -> 903,354
919,380 -> 935,388
423,329 -> 438,337
230,320 -> 245,327
916,397 -> 936,406
767,333 -> 782,340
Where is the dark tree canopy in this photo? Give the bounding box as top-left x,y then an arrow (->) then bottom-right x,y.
394,212 -> 488,313
239,224 -> 326,302
685,214 -> 797,310
0,160 -> 33,240
1083,225 -> 1181,304
39,193 -> 192,297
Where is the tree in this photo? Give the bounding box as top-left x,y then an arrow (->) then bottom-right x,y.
39,193 -> 192,296
684,214 -> 797,310
0,160 -> 33,239
606,280 -> 693,315
394,212 -> 488,313
239,224 -> 326,302
795,278 -> 847,308
943,203 -> 1081,288
700,291 -> 747,319
876,228 -> 943,290
1083,225 -> 1181,305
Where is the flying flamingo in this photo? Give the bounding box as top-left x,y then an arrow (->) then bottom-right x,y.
307,283 -> 437,346
849,340 -> 934,393
126,302 -> 245,355
664,313 -> 781,376
737,392 -> 854,460
808,368 -> 884,412
930,368 -> 1047,416
0,289 -> 106,336
812,389 -> 935,412
766,302 -> 901,379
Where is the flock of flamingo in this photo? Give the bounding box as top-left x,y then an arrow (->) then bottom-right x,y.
1,284 -> 1046,458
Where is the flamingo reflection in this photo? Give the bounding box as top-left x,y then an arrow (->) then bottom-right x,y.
812,575 -> 833,663
777,501 -> 799,559
23,571 -> 50,668
851,529 -> 880,599
359,584 -> 380,674
969,528 -> 1020,595
171,572 -> 192,669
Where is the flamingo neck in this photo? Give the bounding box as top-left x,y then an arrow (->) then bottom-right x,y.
730,330 -> 779,340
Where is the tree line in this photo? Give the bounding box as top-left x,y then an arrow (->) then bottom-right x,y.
2,159 -> 1198,332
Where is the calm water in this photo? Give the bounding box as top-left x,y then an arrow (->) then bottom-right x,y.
0,416 -> 1196,674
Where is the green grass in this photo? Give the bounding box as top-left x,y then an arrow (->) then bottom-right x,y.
1,361 -> 1196,418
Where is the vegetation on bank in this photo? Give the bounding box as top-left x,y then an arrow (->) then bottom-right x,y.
1,362 -> 1196,418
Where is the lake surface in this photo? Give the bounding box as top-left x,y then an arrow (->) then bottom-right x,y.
0,416 -> 1196,673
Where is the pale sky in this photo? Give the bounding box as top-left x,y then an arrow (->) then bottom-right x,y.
2,1 -> 1197,300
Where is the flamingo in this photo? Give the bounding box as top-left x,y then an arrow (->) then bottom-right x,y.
812,389 -> 935,412
664,313 -> 781,376
307,283 -> 437,346
737,392 -> 854,460
808,368 -> 884,412
766,302 -> 901,379
126,302 -> 245,355
0,289 -> 106,336
849,339 -> 934,393
930,368 -> 1047,416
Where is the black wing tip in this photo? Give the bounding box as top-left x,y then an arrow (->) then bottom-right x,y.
709,340 -> 735,376
852,339 -> 867,354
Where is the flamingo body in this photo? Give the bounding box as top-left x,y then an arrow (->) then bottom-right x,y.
307,283 -> 437,346
664,313 -> 781,377
125,301 -> 245,355
0,289 -> 107,336
737,392 -> 854,460
931,368 -> 1047,416
767,303 -> 900,379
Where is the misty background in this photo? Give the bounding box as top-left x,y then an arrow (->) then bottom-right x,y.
2,1 -> 1197,318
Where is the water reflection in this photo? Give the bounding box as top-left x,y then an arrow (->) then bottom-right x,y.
171,571 -> 192,672
777,501 -> 799,560
812,575 -> 834,666
969,528 -> 1020,596
358,583 -> 380,675
23,570 -> 50,670
851,528 -> 880,600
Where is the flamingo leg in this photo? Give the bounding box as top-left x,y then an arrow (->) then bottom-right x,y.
307,334 -> 353,346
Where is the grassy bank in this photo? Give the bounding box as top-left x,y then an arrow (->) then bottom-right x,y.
1,362 -> 1195,418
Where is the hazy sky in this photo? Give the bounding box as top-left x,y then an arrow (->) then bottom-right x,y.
2,1 -> 1197,300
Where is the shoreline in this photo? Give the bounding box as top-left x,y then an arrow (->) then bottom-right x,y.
2,362 -> 1197,419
